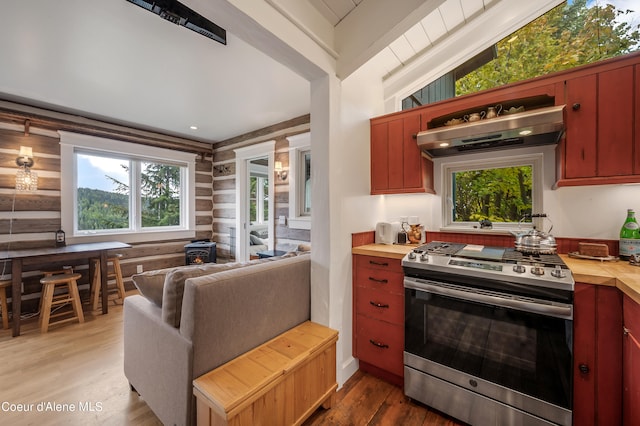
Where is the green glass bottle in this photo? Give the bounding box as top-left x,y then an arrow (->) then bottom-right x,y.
620,209 -> 640,260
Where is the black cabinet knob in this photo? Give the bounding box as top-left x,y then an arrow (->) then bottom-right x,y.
572,103 -> 581,111
579,363 -> 590,374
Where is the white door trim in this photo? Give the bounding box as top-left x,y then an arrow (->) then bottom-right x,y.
234,141 -> 275,261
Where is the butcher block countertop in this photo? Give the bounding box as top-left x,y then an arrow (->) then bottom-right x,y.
352,243 -> 418,260
562,255 -> 640,304
352,243 -> 640,304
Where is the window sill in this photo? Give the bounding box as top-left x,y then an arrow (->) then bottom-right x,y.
439,226 -> 528,236
288,217 -> 311,230
68,229 -> 195,245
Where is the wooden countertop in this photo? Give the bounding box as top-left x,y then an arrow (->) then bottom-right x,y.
352,243 -> 640,304
352,243 -> 417,260
562,255 -> 640,304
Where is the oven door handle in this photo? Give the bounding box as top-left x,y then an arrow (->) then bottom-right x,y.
404,278 -> 573,320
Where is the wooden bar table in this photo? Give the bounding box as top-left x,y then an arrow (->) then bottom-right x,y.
0,241 -> 131,337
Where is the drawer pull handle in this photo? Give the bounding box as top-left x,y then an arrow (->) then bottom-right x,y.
369,301 -> 389,308
369,339 -> 389,349
369,260 -> 389,267
368,277 -> 388,284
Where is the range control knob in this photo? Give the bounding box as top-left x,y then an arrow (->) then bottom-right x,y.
420,253 -> 429,262
551,265 -> 567,278
408,251 -> 417,260
530,264 -> 545,276
513,262 -> 526,274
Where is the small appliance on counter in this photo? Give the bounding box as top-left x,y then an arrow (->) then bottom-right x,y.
407,216 -> 425,244
375,221 -> 401,245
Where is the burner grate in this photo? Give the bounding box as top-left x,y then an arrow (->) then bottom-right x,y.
502,249 -> 567,268
415,242 -> 568,268
415,241 -> 466,256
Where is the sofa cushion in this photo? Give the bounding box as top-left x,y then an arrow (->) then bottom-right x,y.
181,254 -> 311,378
161,256 -> 292,327
162,262 -> 240,327
132,259 -> 266,310
132,268 -> 174,307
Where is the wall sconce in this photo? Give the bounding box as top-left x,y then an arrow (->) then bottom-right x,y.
213,164 -> 230,174
15,146 -> 38,191
274,161 -> 288,180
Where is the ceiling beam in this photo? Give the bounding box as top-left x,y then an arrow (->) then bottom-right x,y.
184,0 -> 333,81
334,0 -> 447,79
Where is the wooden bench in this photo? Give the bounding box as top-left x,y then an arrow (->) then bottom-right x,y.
193,321 -> 338,426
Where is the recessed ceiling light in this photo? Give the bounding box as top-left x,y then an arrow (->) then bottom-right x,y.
440,142 -> 450,147
190,125 -> 198,130
519,129 -> 532,136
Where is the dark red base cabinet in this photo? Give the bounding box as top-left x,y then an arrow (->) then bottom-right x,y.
623,295 -> 640,426
352,254 -> 404,387
573,283 -> 623,426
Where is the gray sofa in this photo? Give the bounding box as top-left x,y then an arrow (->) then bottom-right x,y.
123,254 -> 311,426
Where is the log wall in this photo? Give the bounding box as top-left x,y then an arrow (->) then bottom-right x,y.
0,101 -> 309,315
0,110 -> 213,313
212,116 -> 311,261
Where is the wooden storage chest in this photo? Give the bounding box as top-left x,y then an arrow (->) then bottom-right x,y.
193,321 -> 338,426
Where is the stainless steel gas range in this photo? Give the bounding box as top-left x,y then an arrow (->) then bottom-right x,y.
402,241 -> 574,426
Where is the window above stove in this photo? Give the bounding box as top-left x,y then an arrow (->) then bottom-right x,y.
440,150 -> 544,232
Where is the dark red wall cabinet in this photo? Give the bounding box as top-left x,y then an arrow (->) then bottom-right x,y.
369,52 -> 640,193
560,66 -> 635,183
563,74 -> 598,179
370,112 -> 433,195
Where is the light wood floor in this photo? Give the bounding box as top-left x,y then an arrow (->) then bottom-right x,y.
0,294 -> 162,426
0,293 -> 461,425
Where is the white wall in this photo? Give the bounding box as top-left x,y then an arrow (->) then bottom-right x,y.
377,143 -> 640,239
548,185 -> 640,238
327,56 -> 387,383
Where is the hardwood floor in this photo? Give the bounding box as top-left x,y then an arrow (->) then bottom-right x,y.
303,370 -> 464,426
0,295 -> 162,426
0,294 -> 462,425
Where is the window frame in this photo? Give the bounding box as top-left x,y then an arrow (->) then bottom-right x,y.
441,152 -> 543,231
248,166 -> 269,226
59,131 -> 196,244
286,132 -> 311,230
298,149 -> 311,217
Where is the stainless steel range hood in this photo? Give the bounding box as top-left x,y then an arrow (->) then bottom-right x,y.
416,105 -> 565,157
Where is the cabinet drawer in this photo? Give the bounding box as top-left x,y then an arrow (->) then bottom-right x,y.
355,255 -> 403,273
355,286 -> 403,325
356,314 -> 404,377
354,268 -> 404,294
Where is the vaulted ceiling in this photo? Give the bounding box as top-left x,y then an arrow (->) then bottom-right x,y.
0,0 -> 562,142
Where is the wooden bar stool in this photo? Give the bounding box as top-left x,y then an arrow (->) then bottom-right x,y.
40,267 -> 73,317
90,254 -> 126,310
0,280 -> 11,330
39,270 -> 85,333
